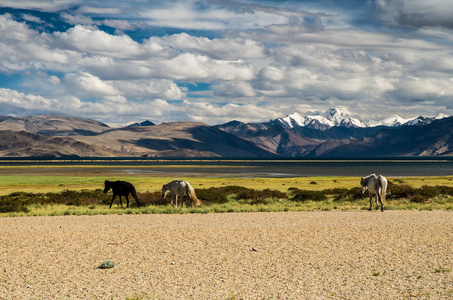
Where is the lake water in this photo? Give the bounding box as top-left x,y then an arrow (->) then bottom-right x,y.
1,158 -> 452,177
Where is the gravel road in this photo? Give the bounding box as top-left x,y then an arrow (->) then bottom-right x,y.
1,211 -> 452,299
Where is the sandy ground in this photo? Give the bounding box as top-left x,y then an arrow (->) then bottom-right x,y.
0,211 -> 452,299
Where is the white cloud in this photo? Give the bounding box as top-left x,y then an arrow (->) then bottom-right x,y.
62,72 -> 119,97
77,6 -> 122,15
139,1 -> 290,31
103,19 -> 135,31
54,25 -> 144,58
149,33 -> 268,60
212,81 -> 256,97
0,88 -> 79,113
0,0 -> 82,12
0,1 -> 453,125
113,80 -> 185,100
154,53 -> 256,81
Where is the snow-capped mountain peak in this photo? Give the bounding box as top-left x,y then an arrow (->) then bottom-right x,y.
435,113 -> 451,119
275,107 -> 365,131
280,112 -> 306,128
369,115 -> 414,127
274,108 -> 451,131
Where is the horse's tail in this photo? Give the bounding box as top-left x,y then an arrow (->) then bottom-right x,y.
131,186 -> 142,207
186,183 -> 201,206
379,176 -> 387,204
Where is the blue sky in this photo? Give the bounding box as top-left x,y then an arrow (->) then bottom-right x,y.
0,0 -> 452,126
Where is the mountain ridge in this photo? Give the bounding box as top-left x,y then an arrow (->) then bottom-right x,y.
0,110 -> 451,158
273,107 -> 451,131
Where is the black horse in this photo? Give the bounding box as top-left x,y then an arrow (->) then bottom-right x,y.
103,180 -> 142,208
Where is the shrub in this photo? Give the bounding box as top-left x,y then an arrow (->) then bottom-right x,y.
195,188 -> 228,204
387,183 -> 453,203
418,185 -> 439,199
0,199 -> 29,213
236,188 -> 286,201
333,187 -> 363,201
137,191 -> 167,206
195,186 -> 286,204
289,188 -> 327,202
388,183 -> 415,199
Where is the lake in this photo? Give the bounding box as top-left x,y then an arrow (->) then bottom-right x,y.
0,158 -> 452,177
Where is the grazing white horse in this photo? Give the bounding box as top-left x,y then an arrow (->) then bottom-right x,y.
162,179 -> 201,208
360,174 -> 388,212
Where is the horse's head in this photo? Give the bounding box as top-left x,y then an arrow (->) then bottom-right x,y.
103,180 -> 111,194
360,177 -> 368,194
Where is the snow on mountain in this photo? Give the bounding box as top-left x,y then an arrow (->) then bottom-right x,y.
280,112 -> 306,128
369,113 -> 451,127
275,107 -> 366,131
274,108 -> 451,131
367,115 -> 415,127
435,113 -> 451,120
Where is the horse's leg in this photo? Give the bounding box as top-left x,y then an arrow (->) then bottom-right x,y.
369,195 -> 373,211
109,194 -> 117,209
170,196 -> 176,207
125,195 -> 130,207
175,195 -> 179,208
377,192 -> 384,212
375,193 -> 378,210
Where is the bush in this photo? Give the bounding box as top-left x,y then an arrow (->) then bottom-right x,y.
387,183 -> 453,203
333,187 -> 363,201
388,183 -> 415,199
289,188 -> 327,202
137,191 -> 167,206
195,186 -> 286,205
195,188 -> 228,204
0,199 -> 29,213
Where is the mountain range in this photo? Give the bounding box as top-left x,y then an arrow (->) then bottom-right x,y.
0,108 -> 451,158
273,107 -> 450,130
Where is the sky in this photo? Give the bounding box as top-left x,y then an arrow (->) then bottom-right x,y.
0,0 -> 452,126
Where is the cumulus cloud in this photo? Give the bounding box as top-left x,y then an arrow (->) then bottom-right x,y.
149,33 -> 268,60
0,88 -> 80,114
212,81 -> 256,98
62,72 -> 119,97
0,1 -> 452,125
54,25 -> 144,58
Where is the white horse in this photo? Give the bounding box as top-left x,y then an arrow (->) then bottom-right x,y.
162,179 -> 201,208
360,174 -> 388,212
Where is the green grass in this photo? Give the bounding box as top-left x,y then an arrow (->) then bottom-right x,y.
0,173 -> 452,217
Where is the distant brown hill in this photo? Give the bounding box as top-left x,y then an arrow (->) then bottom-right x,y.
0,115 -> 109,136
0,116 -> 276,157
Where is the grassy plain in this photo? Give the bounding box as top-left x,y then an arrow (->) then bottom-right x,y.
0,165 -> 452,217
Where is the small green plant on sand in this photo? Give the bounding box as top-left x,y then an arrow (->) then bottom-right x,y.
99,260 -> 115,269
372,271 -> 381,276
435,266 -> 451,273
